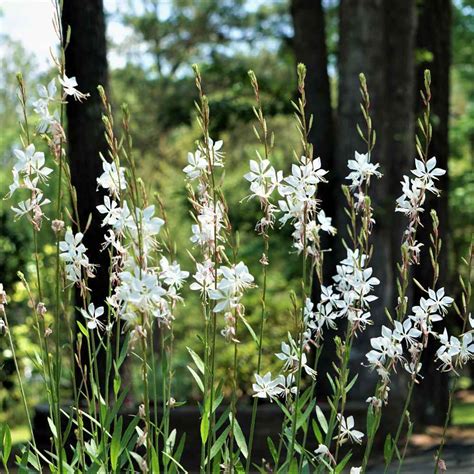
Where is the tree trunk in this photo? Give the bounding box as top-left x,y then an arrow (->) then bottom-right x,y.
62,0 -> 109,389
333,0 -> 417,407
290,0 -> 336,284
412,0 -> 451,427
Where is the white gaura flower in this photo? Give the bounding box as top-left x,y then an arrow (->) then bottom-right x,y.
346,151 -> 382,188
460,333 -> 474,364
244,159 -> 282,199
80,303 -> 105,330
314,444 -> 331,459
11,193 -> 51,219
252,372 -> 283,400
412,157 -> 445,190
203,138 -> 224,167
97,158 -> 127,197
395,176 -> 425,217
217,262 -> 254,294
159,256 -> 189,289
118,267 -> 166,313
208,286 -> 238,313
279,156 -> 328,201
59,74 -> 89,102
183,150 -> 207,180
436,329 -> 461,371
426,288 -> 453,315
189,259 -> 215,295
126,205 -> 164,253
97,196 -> 121,227
317,210 -> 337,235
336,414 -> 364,444
393,318 -> 421,347
37,79 -> 57,103
59,229 -> 94,284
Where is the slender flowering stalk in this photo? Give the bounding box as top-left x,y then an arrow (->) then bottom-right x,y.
245,70 -> 277,472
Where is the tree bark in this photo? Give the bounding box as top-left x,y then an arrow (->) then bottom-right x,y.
290,0 -> 336,284
333,0 -> 417,406
412,0 -> 451,427
62,0 -> 109,388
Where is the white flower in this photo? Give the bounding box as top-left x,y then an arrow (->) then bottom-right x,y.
97,196 -> 122,227
436,329 -> 461,371
217,262 -> 254,294
244,159 -> 282,199
11,193 -> 51,219
183,150 -> 207,180
460,333 -> 474,364
393,319 -> 421,347
314,444 -> 330,457
189,259 -> 215,295
209,286 -> 238,313
350,468 -> 362,474
411,157 -> 445,191
346,151 -> 382,188
426,288 -> 453,315
59,74 -> 89,102
336,414 -> 364,444
159,257 -> 189,289
317,210 -> 337,235
59,229 -> 93,284
395,176 -> 425,217
80,303 -> 105,330
279,156 -> 328,201
204,138 -> 224,167
97,159 -> 127,197
252,372 -> 283,400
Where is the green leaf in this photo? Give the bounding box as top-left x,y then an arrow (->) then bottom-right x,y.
186,347 -> 205,374
76,320 -> 89,338
151,445 -> 160,473
47,417 -> 58,439
267,437 -> 277,463
312,419 -> 323,444
229,414 -> 248,459
334,450 -> 352,473
210,426 -> 230,460
315,405 -> 328,434
187,366 -> 204,392
1,423 -> 11,462
110,418 -> 123,471
383,434 -> 392,464
239,315 -> 259,346
200,413 -> 210,444
345,374 -> 359,393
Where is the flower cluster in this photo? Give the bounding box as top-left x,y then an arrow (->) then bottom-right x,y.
8,144 -> 53,229
395,156 -> 446,261
95,157 -> 188,330
59,228 -> 96,291
364,285 -> 463,402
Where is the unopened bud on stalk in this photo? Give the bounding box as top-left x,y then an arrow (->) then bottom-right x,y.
52,219 -> 65,233
37,302 -> 47,317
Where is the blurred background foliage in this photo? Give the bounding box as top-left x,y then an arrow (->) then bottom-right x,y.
0,0 -> 472,436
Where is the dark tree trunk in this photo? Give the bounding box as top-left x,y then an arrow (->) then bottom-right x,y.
62,1 -> 109,389
412,0 -> 452,427
332,0 -> 417,408
290,0 -> 336,284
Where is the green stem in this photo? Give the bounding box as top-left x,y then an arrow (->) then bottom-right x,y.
246,236 -> 269,472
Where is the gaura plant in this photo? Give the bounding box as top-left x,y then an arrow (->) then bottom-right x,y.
0,2 -> 472,473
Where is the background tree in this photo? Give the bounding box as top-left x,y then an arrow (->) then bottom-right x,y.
412,0 -> 452,426
290,0 -> 336,283
333,0 -> 417,405
62,0 -> 109,383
